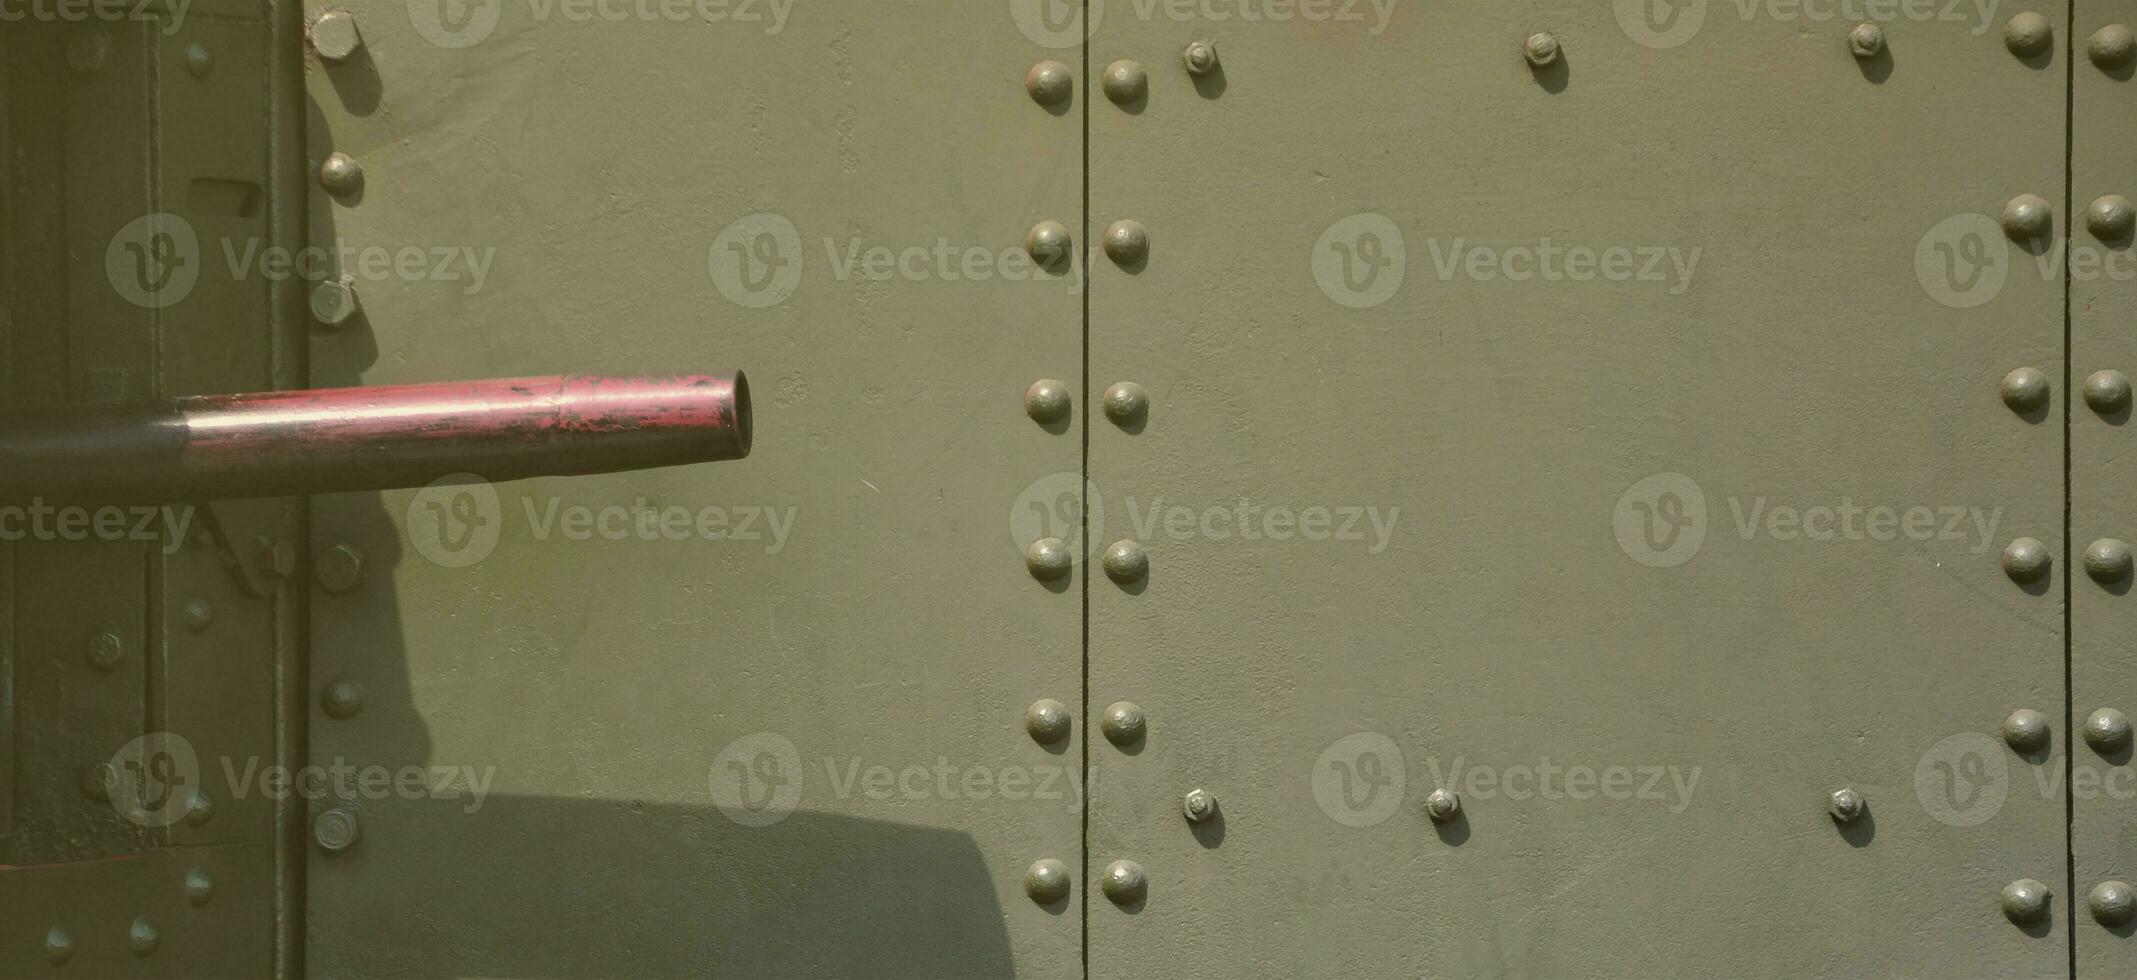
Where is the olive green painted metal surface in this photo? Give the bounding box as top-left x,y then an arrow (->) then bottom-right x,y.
2072,5 -> 2137,975
300,1 -> 1082,975
1087,3 -> 2069,976
2,4 -> 304,975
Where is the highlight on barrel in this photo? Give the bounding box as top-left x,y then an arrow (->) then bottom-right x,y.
0,374 -> 751,505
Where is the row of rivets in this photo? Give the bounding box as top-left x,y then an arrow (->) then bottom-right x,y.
44,867 -> 215,964
1031,41 -> 1219,108
1997,707 -> 2132,753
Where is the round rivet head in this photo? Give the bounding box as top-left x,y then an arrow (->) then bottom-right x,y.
319,152 -> 364,196
1101,60 -> 1147,104
1102,382 -> 1148,425
45,926 -> 74,966
1827,787 -> 1866,823
2085,370 -> 2133,413
1024,379 -> 1071,424
2002,708 -> 2052,753
1523,32 -> 1562,67
2001,195 -> 2054,243
1025,60 -> 1073,106
308,8 -> 364,63
1101,701 -> 1146,746
1424,788 -> 1462,823
2002,537 -> 2052,583
1183,787 -> 1218,823
1102,540 -> 1148,583
1023,859 -> 1071,903
311,276 -> 361,329
1025,220 -> 1072,269
322,679 -> 365,720
2000,367 -> 2050,413
182,598 -> 214,632
86,630 -> 125,671
1183,40 -> 1219,76
2087,195 -> 2135,241
184,867 -> 216,907
1025,699 -> 1071,744
314,805 -> 361,853
316,543 -> 366,593
2002,878 -> 2052,925
1100,859 -> 1146,904
2085,539 -> 2133,582
185,42 -> 212,78
2090,25 -> 2137,70
1025,538 -> 1073,580
129,916 -> 159,958
1847,22 -> 1885,58
2003,12 -> 2053,57
1103,219 -> 1148,266
2085,708 -> 2132,753
2091,880 -> 2136,926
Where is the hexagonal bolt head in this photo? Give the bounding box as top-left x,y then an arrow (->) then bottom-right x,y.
85,630 -> 125,671
2001,708 -> 2051,753
1523,32 -> 1562,67
1023,859 -> 1071,903
1847,22 -> 1885,58
1826,787 -> 1866,823
1183,40 -> 1219,76
1424,787 -> 1462,823
2084,707 -> 2132,753
2001,878 -> 2052,925
313,805 -> 362,853
1183,788 -> 1218,823
2091,880 -> 2136,926
308,8 -> 364,63
311,277 -> 362,329
1100,859 -> 1146,904
316,543 -> 367,594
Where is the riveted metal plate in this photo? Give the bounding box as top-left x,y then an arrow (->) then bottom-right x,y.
301,1 -> 1082,975
2072,2 -> 2137,973
1088,5 -> 2068,976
